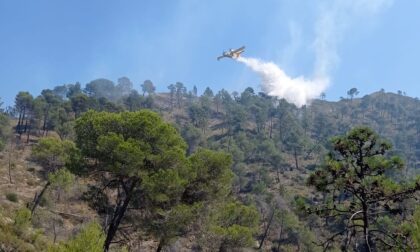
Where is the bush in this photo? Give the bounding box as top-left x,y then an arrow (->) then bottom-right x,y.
31,137 -> 76,170
251,181 -> 267,194
6,192 -> 18,202
0,207 -> 51,251
48,222 -> 105,252
14,208 -> 31,228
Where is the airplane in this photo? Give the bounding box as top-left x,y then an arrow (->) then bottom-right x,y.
217,46 -> 245,60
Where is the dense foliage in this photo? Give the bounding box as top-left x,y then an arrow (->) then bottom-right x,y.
74,110 -> 257,251
0,79 -> 419,251
308,127 -> 420,251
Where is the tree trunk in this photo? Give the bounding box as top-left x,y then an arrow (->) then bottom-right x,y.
26,122 -> 30,143
276,166 -> 281,183
218,242 -> 228,252
16,112 -> 22,133
361,198 -> 372,252
8,147 -> 13,184
103,179 -> 137,251
156,239 -> 164,252
24,115 -> 29,133
53,219 -> 57,243
294,148 -> 299,170
259,210 -> 275,249
31,181 -> 51,216
43,110 -> 48,135
19,108 -> 26,136
277,216 -> 284,251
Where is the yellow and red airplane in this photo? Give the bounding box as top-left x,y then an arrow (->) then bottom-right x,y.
217,46 -> 245,60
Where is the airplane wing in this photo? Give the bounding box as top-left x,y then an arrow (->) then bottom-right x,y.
233,46 -> 245,53
217,55 -> 225,60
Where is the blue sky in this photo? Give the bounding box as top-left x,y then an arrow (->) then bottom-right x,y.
0,0 -> 419,106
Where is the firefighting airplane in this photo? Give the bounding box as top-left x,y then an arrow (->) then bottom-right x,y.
217,46 -> 245,60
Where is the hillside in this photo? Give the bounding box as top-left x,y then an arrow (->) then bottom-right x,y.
0,82 -> 419,251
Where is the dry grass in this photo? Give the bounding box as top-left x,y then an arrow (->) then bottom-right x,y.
0,133 -> 98,244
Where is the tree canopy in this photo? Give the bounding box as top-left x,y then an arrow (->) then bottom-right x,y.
74,110 -> 254,251
308,127 -> 420,251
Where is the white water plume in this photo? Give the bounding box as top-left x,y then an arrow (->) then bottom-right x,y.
237,57 -> 328,107
235,0 -> 392,107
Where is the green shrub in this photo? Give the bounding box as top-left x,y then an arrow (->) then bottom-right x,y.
6,192 -> 18,202
251,181 -> 267,194
14,208 -> 31,228
31,137 -> 76,170
48,222 -> 105,252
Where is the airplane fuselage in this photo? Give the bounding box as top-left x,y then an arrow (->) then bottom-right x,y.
217,46 -> 245,60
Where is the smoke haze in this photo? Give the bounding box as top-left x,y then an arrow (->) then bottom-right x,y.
314,0 -> 393,76
236,0 -> 392,107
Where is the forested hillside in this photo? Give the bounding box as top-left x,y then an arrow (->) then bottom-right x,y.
0,78 -> 419,251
